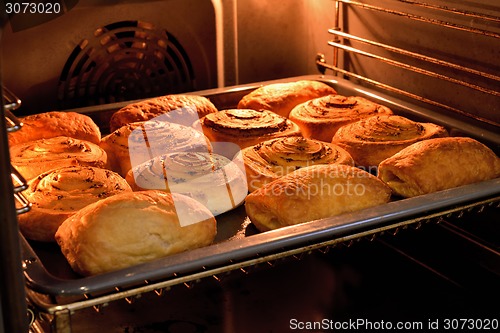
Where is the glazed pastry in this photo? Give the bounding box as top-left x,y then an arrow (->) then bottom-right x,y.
199,109 -> 301,151
55,191 -> 217,276
289,95 -> 393,142
126,152 -> 248,215
242,136 -> 354,192
8,111 -> 101,146
245,164 -> 392,232
100,120 -> 212,177
10,136 -> 107,180
332,115 -> 448,168
110,94 -> 218,132
378,137 -> 500,198
237,80 -> 337,117
17,166 -> 131,242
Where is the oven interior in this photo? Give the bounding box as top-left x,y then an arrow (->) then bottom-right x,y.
1,1 -> 499,332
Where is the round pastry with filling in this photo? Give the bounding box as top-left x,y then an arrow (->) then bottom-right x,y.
242,136 -> 354,192
237,80 -> 337,117
198,109 -> 301,151
18,166 -> 131,242
126,152 -> 248,215
332,115 -> 448,168
10,136 -> 107,180
289,95 -> 393,142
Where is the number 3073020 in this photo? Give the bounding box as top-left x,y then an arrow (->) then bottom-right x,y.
5,2 -> 61,14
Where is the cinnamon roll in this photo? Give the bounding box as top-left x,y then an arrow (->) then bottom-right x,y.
100,120 -> 212,177
8,111 -> 101,146
55,191 -> 217,276
17,166 -> 131,242
199,109 -> 301,150
289,95 -> 393,142
110,94 -> 218,132
245,164 -> 392,232
242,137 -> 354,192
126,152 -> 248,215
10,136 -> 107,180
378,137 -> 500,198
237,80 -> 337,117
332,115 -> 448,168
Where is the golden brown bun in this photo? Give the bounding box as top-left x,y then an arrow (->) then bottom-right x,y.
10,136 -> 107,180
100,120 -> 212,177
245,164 -> 392,232
110,94 -> 218,132
8,111 -> 101,146
55,191 -> 217,276
237,80 -> 336,117
199,109 -> 302,150
125,152 -> 248,215
242,137 -> 354,192
378,137 -> 500,198
18,166 -> 131,242
289,95 -> 393,142
332,115 -> 448,168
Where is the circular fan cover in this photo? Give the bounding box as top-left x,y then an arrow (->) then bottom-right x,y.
58,20 -> 195,109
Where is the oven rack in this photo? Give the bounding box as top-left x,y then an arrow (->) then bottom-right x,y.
317,0 -> 500,128
25,194 -> 499,332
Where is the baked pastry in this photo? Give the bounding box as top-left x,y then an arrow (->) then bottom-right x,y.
289,95 -> 393,142
199,109 -> 301,151
17,166 -> 131,242
10,136 -> 107,180
8,111 -> 101,146
245,164 -> 392,232
332,115 -> 448,168
378,137 -> 500,198
100,120 -> 212,177
110,94 -> 218,132
242,136 -> 354,192
237,80 -> 336,117
55,191 -> 217,276
126,152 -> 248,215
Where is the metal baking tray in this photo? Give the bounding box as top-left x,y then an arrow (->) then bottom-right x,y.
21,75 -> 500,298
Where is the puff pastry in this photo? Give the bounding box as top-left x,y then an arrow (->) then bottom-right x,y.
8,111 -> 101,146
237,80 -> 337,117
245,164 -> 392,232
378,137 -> 500,198
10,136 -> 107,180
55,191 -> 217,276
242,136 -> 354,192
289,95 -> 393,142
126,152 -> 248,215
18,166 -> 131,242
110,94 -> 218,132
199,109 -> 301,150
100,120 -> 212,177
332,115 -> 448,168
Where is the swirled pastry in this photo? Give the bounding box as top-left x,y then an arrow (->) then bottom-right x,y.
55,191 -> 217,276
126,152 -> 248,215
237,80 -> 337,117
10,136 -> 107,180
100,120 -> 212,177
199,109 -> 301,150
245,164 -> 392,232
289,95 -> 393,142
110,94 -> 218,132
8,111 -> 101,146
378,137 -> 500,198
332,115 -> 448,168
17,166 -> 131,242
242,137 -> 354,192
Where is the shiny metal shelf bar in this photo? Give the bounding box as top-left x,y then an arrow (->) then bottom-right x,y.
336,0 -> 500,39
